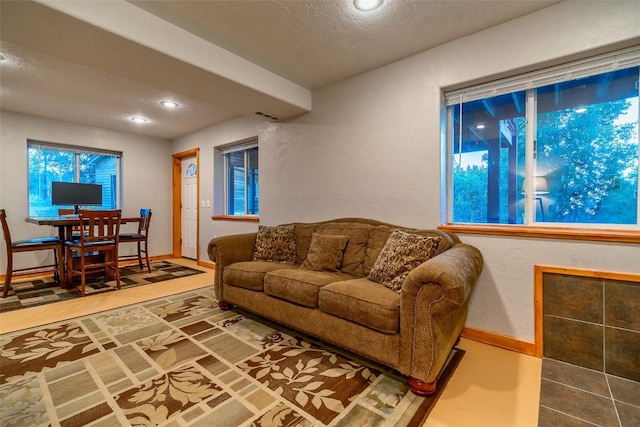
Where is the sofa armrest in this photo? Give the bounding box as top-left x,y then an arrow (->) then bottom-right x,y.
403,243 -> 483,305
207,233 -> 257,301
399,243 -> 483,383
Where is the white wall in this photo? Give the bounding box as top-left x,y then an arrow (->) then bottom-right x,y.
175,1 -> 640,344
172,115 -> 268,261
0,111 -> 174,271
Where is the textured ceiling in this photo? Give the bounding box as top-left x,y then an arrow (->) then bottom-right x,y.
0,0 -> 558,140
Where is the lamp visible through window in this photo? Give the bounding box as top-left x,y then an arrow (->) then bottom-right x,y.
522,176 -> 549,220
534,176 -> 549,195
527,176 -> 549,220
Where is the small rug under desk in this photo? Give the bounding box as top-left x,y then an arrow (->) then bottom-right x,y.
0,261 -> 206,314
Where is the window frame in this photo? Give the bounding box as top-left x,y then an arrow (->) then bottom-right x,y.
27,140 -> 122,216
441,47 -> 640,242
216,139 -> 259,220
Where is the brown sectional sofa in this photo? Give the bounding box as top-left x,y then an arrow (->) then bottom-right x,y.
207,218 -> 483,396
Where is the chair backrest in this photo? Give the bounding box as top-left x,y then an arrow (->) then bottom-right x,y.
138,209 -> 152,236
78,210 -> 121,244
0,209 -> 13,250
58,208 -> 85,234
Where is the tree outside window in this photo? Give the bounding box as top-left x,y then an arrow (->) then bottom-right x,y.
28,141 -> 121,216
448,66 -> 639,227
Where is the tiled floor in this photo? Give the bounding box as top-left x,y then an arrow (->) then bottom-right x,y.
538,358 -> 640,426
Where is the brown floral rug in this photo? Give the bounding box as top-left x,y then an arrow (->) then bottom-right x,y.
0,261 -> 206,313
0,288 -> 464,426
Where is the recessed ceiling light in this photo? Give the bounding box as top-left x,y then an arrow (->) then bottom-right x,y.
476,124 -> 486,129
130,116 -> 148,123
160,100 -> 179,108
353,0 -> 383,12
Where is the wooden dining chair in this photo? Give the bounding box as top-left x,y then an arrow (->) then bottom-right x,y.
65,209 -> 122,296
1,209 -> 65,298
57,208 -> 87,239
119,208 -> 152,273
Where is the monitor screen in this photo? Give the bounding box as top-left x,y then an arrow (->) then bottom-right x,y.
51,181 -> 103,212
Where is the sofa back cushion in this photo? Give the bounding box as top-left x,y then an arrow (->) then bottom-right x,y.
293,223 -> 315,264
314,222 -> 372,276
301,233 -> 350,272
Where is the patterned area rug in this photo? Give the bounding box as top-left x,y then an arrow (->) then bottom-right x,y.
0,261 -> 206,313
0,288 -> 464,426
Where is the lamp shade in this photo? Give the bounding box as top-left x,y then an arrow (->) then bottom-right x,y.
534,176 -> 549,194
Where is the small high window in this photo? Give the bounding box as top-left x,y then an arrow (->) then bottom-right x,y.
220,141 -> 259,217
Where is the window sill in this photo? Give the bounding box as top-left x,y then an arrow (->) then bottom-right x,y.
212,215 -> 259,223
438,224 -> 640,244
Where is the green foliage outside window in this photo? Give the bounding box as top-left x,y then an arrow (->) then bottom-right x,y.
28,142 -> 120,216
449,66 -> 639,227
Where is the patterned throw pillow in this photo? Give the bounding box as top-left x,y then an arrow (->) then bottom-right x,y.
301,233 -> 350,272
252,224 -> 297,264
368,230 -> 441,292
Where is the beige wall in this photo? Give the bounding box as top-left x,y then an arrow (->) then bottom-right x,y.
175,1 -> 640,343
0,111 -> 174,269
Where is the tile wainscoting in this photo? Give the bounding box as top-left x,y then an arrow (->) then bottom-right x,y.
536,266 -> 640,426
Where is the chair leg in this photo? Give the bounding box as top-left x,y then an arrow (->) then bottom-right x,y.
137,241 -> 143,270
2,253 -> 13,298
55,246 -> 65,288
80,251 -> 86,297
66,247 -> 74,289
52,249 -> 59,283
113,250 -> 121,290
143,241 -> 151,273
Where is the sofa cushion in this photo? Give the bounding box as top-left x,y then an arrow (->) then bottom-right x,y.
224,261 -> 298,291
315,223 -> 371,276
252,224 -> 297,264
264,269 -> 351,308
292,223 -> 315,264
368,230 -> 441,292
318,278 -> 400,334
301,233 -> 349,272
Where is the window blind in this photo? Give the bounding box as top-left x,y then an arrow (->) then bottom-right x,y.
444,46 -> 640,106
219,139 -> 258,155
27,140 -> 122,157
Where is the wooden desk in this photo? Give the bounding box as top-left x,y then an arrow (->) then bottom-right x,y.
26,216 -> 140,286
27,216 -> 140,238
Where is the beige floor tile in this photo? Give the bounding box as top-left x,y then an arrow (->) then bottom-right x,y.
426,338 -> 541,426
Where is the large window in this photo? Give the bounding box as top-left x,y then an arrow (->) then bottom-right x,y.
221,142 -> 259,216
445,48 -> 639,229
28,141 -> 121,216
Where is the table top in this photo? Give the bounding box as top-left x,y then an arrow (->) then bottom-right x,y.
26,216 -> 140,226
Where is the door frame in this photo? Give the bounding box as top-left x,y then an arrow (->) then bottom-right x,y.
172,148 -> 200,260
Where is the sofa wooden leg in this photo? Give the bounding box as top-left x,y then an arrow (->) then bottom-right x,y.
218,301 -> 233,310
408,377 -> 436,396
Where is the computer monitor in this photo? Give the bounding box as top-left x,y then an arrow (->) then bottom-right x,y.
51,181 -> 103,214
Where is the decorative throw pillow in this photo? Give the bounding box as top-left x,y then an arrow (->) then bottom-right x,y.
301,233 -> 350,272
368,230 -> 441,292
252,224 -> 297,264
